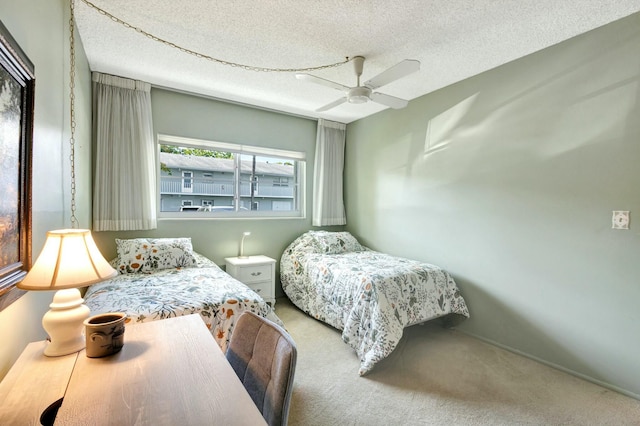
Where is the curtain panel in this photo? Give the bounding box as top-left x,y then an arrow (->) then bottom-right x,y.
92,72 -> 157,231
312,119 -> 346,226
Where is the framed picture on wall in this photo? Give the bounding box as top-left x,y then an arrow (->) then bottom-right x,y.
0,20 -> 34,311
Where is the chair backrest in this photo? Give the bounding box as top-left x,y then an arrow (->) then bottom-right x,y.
226,311 -> 297,426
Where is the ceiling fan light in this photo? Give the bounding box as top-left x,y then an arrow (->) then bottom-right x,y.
348,95 -> 369,104
347,86 -> 371,104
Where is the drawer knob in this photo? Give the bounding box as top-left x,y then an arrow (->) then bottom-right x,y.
251,272 -> 262,276
255,288 -> 262,293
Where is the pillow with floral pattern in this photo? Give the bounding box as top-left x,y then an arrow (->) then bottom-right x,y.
309,231 -> 364,254
115,238 -> 197,273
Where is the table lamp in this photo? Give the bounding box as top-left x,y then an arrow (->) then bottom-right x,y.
17,229 -> 117,356
239,231 -> 251,258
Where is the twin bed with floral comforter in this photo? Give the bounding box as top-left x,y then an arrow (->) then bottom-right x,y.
281,231 -> 469,375
84,237 -> 281,353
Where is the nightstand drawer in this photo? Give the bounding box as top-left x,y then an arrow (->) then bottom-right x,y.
246,281 -> 273,298
237,264 -> 272,283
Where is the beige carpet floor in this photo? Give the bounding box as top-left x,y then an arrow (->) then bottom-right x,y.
274,298 -> 640,426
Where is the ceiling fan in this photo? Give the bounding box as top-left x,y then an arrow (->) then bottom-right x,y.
296,56 -> 420,112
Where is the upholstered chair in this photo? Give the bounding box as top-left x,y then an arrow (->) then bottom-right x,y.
226,311 -> 297,426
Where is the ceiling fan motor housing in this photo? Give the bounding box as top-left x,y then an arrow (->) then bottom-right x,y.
348,86 -> 371,104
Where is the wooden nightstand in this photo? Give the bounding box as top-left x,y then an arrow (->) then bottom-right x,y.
225,255 -> 276,306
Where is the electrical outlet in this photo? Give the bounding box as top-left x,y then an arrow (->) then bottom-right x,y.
612,211 -> 630,230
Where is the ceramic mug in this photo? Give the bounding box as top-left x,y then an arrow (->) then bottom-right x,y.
84,312 -> 126,358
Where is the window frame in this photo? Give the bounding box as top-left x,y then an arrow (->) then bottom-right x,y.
157,134 -> 306,220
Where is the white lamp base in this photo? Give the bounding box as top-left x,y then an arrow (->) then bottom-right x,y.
42,288 -> 90,357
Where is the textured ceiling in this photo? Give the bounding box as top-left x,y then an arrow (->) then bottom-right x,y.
75,0 -> 640,123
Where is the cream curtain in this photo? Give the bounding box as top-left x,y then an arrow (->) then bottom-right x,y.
312,119 -> 346,226
92,72 -> 157,231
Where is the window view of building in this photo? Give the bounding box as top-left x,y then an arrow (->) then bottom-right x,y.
158,136 -> 305,218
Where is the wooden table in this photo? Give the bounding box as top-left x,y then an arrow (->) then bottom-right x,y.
0,315 -> 267,425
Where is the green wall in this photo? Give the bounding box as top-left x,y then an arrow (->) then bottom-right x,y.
0,0 -> 93,379
92,88 -> 334,295
344,13 -> 640,398
4,0 -> 636,400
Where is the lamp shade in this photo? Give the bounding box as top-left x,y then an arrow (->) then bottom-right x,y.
18,229 -> 117,291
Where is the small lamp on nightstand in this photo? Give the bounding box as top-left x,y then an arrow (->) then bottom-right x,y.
239,231 -> 251,259
17,229 -> 117,356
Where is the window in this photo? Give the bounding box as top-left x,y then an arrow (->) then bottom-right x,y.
158,134 -> 306,218
273,177 -> 289,187
182,171 -> 193,192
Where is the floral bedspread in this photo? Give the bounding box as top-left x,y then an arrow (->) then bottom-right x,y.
281,231 -> 469,375
84,254 -> 281,354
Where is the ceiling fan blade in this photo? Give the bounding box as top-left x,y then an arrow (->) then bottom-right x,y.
363,59 -> 420,90
370,92 -> 408,109
296,73 -> 350,92
316,97 -> 348,112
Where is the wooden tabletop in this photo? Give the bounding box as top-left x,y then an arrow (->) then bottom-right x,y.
57,314 -> 266,425
1,314 -> 266,425
0,341 -> 77,425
